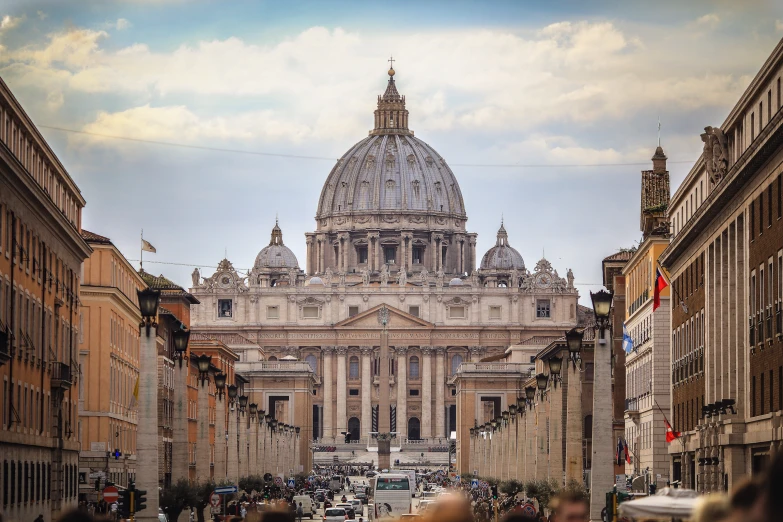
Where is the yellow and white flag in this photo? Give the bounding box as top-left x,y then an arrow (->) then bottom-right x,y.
130,376 -> 140,409
141,239 -> 156,253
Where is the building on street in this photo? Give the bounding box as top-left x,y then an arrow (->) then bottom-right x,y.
0,76 -> 91,522
660,37 -> 783,491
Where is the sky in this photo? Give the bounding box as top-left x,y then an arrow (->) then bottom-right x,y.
1,0 -> 783,303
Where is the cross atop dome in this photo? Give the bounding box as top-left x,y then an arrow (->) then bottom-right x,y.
372,60 -> 411,136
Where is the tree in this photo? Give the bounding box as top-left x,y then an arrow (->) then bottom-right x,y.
239,475 -> 264,495
499,479 -> 523,497
195,480 -> 216,522
160,479 -> 199,522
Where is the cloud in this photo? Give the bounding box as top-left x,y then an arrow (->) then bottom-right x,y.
0,14 -> 23,31
691,13 -> 720,30
37,10 -> 47,20
115,18 -> 131,30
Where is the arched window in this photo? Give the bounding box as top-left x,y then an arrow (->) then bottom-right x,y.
268,356 -> 277,361
408,417 -> 421,440
305,355 -> 318,374
451,354 -> 463,374
349,356 -> 359,378
409,356 -> 419,378
348,417 -> 360,441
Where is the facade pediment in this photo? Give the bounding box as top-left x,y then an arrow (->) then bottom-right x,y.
335,304 -> 432,329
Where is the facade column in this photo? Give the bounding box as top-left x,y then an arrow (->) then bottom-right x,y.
435,348 -> 445,439
305,237 -> 314,275
136,328 -> 159,522
469,346 -> 482,363
421,347 -> 433,439
396,347 -> 408,439
249,420 -> 258,477
373,233 -> 380,273
322,346 -> 334,441
367,234 -> 374,273
340,234 -> 349,273
400,233 -> 407,272
406,235 -> 413,270
361,347 -> 373,442
196,382 -> 210,482
214,395 -> 227,480
238,414 -> 248,479
171,363 -> 189,482
469,237 -> 477,274
549,385 -> 563,485
565,361 -> 583,484
228,408 -> 239,485
524,405 -> 534,481
336,346 -> 348,437
336,238 -> 343,272
590,325 -> 613,522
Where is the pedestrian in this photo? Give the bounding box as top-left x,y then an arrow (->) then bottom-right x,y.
296,502 -> 303,522
35,515 -> 45,522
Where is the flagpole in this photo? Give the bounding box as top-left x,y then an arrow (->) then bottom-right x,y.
140,229 -> 143,270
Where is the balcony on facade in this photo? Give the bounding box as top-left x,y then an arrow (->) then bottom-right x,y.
625,398 -> 639,419
448,362 -> 533,384
51,361 -> 73,390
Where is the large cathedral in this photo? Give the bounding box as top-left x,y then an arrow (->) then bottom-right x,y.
189,66 -> 579,451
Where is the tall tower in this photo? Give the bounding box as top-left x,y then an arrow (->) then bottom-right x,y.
371,61 -> 412,136
640,146 -> 671,239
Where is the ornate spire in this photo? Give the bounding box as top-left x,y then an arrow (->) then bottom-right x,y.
270,220 -> 284,246
496,222 -> 509,246
371,60 -> 412,136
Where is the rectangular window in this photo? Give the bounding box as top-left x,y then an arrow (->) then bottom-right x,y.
384,247 -> 396,264
770,370 -> 774,413
769,90 -> 773,121
769,185 -> 773,227
266,306 -> 279,319
302,306 -> 319,319
536,300 -> 551,318
760,197 -> 764,235
752,376 -> 756,417
357,247 -> 368,264
752,113 -> 755,140
761,372 -> 765,415
449,306 -> 466,319
218,299 -> 232,318
408,306 -> 419,318
761,102 -> 764,130
779,175 -> 782,219
751,199 -> 756,238
348,306 -> 359,317
489,306 -> 501,320
348,389 -> 359,396
409,389 -> 419,397
412,247 -> 423,264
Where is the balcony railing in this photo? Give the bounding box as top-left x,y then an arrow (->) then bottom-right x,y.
51,362 -> 73,390
241,361 -> 314,373
454,362 -> 532,374
625,398 -> 638,413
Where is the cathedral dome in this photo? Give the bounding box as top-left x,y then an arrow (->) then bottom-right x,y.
254,221 -> 299,269
315,68 -> 466,220
480,223 -> 525,271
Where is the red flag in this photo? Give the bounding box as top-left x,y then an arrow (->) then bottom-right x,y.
664,418 -> 681,443
623,439 -> 631,464
653,268 -> 669,311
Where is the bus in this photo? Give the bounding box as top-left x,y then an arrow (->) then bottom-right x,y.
370,474 -> 412,520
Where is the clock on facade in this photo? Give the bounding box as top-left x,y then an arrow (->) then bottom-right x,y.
535,273 -> 552,288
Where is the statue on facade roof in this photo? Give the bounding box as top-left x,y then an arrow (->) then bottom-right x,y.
324,267 -> 333,286
191,267 -> 200,287
361,267 -> 370,287
380,264 -> 389,286
419,267 -> 429,285
510,268 -> 519,289
397,268 -> 407,287
567,268 -> 574,290
435,269 -> 444,289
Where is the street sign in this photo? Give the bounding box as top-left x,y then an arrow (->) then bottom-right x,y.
521,503 -> 536,518
214,486 -> 238,495
308,476 -> 315,483
616,474 -> 627,492
274,476 -> 283,486
454,475 -> 460,483
209,492 -> 221,508
471,479 -> 479,489
287,479 -> 296,488
102,486 -> 119,503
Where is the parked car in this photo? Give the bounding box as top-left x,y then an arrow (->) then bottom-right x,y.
355,493 -> 368,505
365,471 -> 377,478
323,508 -> 347,522
349,499 -> 362,513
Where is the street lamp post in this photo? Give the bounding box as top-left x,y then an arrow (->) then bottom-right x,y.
227,384 -> 240,484
589,289 -> 614,522
214,372 -> 227,479
136,288 -> 160,522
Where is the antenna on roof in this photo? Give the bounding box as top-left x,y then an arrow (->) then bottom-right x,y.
657,114 -> 661,148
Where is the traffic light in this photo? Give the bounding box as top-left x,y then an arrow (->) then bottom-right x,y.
264,485 -> 270,499
491,485 -> 498,500
135,488 -> 148,512
117,490 -> 132,519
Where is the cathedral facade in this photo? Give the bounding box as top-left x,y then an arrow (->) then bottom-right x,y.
189,66 -> 580,447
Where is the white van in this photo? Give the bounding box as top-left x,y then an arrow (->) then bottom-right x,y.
293,495 -> 315,519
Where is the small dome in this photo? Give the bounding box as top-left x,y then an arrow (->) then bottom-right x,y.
254,220 -> 299,269
307,276 -> 324,286
480,223 -> 525,271
449,278 -> 463,286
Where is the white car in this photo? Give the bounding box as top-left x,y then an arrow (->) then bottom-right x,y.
349,499 -> 362,513
323,508 -> 347,522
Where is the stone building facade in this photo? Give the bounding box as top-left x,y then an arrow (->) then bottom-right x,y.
660,37 -> 783,492
77,230 -> 146,500
0,76 -> 91,522
191,67 -> 581,468
622,149 -> 673,485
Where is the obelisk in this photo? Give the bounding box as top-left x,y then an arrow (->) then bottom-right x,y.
377,306 -> 392,470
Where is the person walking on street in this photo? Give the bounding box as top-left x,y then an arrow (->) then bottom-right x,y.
35,515 -> 44,522
296,502 -> 304,522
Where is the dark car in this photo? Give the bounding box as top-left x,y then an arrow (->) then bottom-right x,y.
354,493 -> 368,505
315,493 -> 326,503
365,471 -> 377,478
